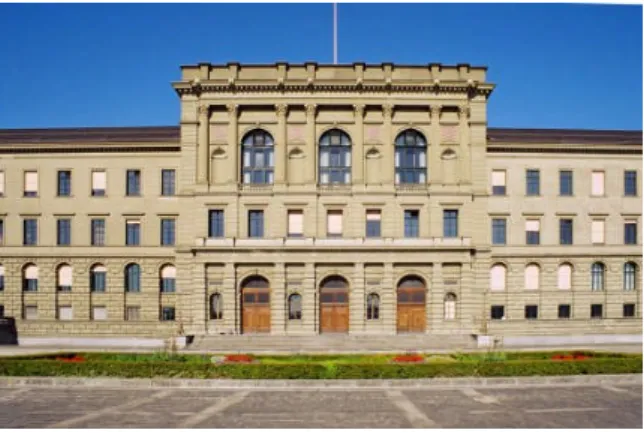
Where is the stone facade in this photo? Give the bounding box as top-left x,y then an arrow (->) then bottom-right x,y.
0,62 -> 640,340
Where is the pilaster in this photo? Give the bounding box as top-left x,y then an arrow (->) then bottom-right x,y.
459,104 -> 471,184
382,104 -> 394,185
275,104 -> 288,185
197,104 -> 210,185
271,262 -> 286,335
382,262 -> 396,334
226,104 -> 239,185
305,104 -> 317,184
429,105 -> 442,184
350,262 -> 365,333
352,105 -> 365,185
429,262 -> 442,333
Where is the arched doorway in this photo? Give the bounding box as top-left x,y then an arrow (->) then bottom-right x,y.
241,276 -> 270,334
319,276 -> 349,333
396,276 -> 426,333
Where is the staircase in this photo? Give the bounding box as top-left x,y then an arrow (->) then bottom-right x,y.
186,333 -> 477,354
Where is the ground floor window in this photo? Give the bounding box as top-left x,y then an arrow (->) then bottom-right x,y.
288,293 -> 302,320
490,305 -> 504,320
210,293 -> 223,320
161,306 -> 175,321
366,293 -> 380,320
590,304 -> 603,319
558,304 -> 571,319
623,303 -> 636,318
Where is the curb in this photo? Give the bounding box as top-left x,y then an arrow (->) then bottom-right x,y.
0,374 -> 640,390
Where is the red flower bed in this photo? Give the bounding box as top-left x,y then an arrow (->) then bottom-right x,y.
224,354 -> 254,364
392,354 -> 425,363
55,355 -> 86,363
551,352 -> 591,361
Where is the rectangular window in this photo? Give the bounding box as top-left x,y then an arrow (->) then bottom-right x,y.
490,305 -> 505,320
559,219 -> 573,245
23,305 -> 38,320
591,220 -> 605,244
327,210 -> 343,237
365,210 -> 381,238
161,306 -> 176,321
623,303 -> 636,318
525,219 -> 540,245
526,169 -> 540,196
558,304 -> 571,319
208,210 -> 224,238
591,171 -> 605,196
559,170 -> 573,196
525,305 -> 538,320
491,218 -> 506,245
91,219 -> 106,246
443,210 -> 458,238
625,170 -> 637,196
248,210 -> 264,238
491,170 -> 506,196
23,218 -> 38,246
126,169 -> 141,196
404,210 -> 419,238
92,306 -> 107,321
591,304 -> 603,319
58,306 -> 73,321
57,170 -> 71,196
92,170 -> 107,196
287,210 -> 304,237
625,221 -> 638,245
0,171 -> 4,196
161,169 -> 176,196
125,306 -> 140,321
160,218 -> 175,246
125,220 -> 141,246
57,218 -> 71,246
24,171 -> 38,197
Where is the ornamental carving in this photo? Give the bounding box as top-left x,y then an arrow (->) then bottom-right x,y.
198,104 -> 210,116
430,105 -> 442,118
226,103 -> 238,115
275,104 -> 288,117
305,103 -> 317,116
382,104 -> 394,118
459,105 -> 470,119
353,104 -> 365,118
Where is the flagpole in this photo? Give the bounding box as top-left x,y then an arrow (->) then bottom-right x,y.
333,3 -> 338,64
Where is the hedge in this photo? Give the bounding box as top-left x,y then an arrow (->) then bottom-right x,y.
0,356 -> 640,379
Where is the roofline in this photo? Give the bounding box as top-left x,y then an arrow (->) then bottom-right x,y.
180,62 -> 489,70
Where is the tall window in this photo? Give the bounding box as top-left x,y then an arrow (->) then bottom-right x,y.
525,264 -> 540,290
160,265 -> 176,293
287,210 -> 304,238
24,171 -> 38,197
625,221 -> 638,245
591,262 -> 605,291
57,170 -> 71,196
366,210 -> 381,238
624,262 -> 637,291
366,293 -> 380,320
591,220 -> 605,244
404,210 -> 419,238
394,129 -> 427,184
319,129 -> 351,184
559,219 -> 573,245
490,264 -> 507,291
242,129 -> 274,184
210,293 -> 223,320
491,170 -> 506,195
492,218 -> 506,245
208,210 -> 225,238
124,263 -> 141,293
443,210 -> 458,238
91,170 -> 107,196
327,210 -> 343,237
126,169 -> 141,196
591,171 -> 605,196
23,218 -> 38,246
288,293 -> 302,320
559,170 -> 573,196
161,169 -> 176,196
558,263 -> 572,290
125,220 -> 141,246
23,264 -> 38,292
444,293 -> 456,320
525,219 -> 540,245
160,218 -> 175,246
57,218 -> 71,246
57,264 -> 72,292
625,170 -> 637,196
248,210 -> 264,238
526,169 -> 540,196
90,264 -> 107,292
91,218 -> 106,246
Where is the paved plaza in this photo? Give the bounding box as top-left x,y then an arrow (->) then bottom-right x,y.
0,378 -> 641,428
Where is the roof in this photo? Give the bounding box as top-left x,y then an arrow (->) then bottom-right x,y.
0,125 -> 640,146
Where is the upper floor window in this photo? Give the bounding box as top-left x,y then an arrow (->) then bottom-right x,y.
491,218 -> 506,245
242,129 -> 274,184
526,169 -> 540,196
23,264 -> 38,292
591,171 -> 605,196
491,170 -> 506,195
443,210 -> 458,238
160,264 -> 176,293
559,170 -> 573,196
625,170 -> 638,196
558,263 -> 572,290
366,210 -> 381,238
57,170 -> 71,196
24,171 -> 38,197
287,210 -> 304,238
525,264 -> 540,290
57,218 -> 71,246
0,171 -> 4,196
525,219 -> 540,245
490,264 -> 507,291
90,264 -> 107,292
91,170 -> 107,196
248,210 -> 264,238
57,264 -> 73,292
394,129 -> 427,184
124,263 -> 141,293
125,220 -> 141,246
126,170 -> 141,196
208,210 -> 224,238
559,218 -> 573,245
591,219 -> 605,244
327,210 -> 343,238
625,221 -> 638,245
91,218 -> 106,246
319,129 -> 351,184
624,262 -> 637,291
404,210 -> 419,238
23,218 -> 38,246
591,262 -> 605,291
161,169 -> 176,196
160,218 -> 175,246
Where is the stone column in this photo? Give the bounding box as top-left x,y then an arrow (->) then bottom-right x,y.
303,263 -> 317,334
271,263 -> 286,335
383,262 -> 396,335
350,262 -> 365,334
226,104 -> 239,185
197,104 -> 210,185
274,104 -> 288,184
430,263 -> 443,333
305,104 -> 317,184
382,104 -> 394,185
429,105 -> 442,184
353,105 -> 365,185
222,263 -> 237,334
459,104 -> 470,184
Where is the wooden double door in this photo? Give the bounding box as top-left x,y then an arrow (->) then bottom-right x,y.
319,278 -> 350,333
396,281 -> 427,333
241,288 -> 271,334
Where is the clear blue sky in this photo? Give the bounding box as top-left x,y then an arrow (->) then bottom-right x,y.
0,3 -> 641,130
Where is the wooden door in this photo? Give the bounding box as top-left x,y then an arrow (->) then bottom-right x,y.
242,289 -> 271,334
396,287 -> 426,333
320,291 -> 349,333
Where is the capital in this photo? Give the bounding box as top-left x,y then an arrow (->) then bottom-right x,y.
382,104 -> 394,118
198,104 -> 210,116
226,103 -> 238,116
430,105 -> 442,118
353,104 -> 365,117
458,104 -> 470,119
275,103 -> 288,117
305,103 -> 317,116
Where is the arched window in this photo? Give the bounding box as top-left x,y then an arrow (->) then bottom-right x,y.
319,129 -> 351,184
124,263 -> 141,293
160,264 -> 176,293
444,293 -> 457,320
525,264 -> 540,290
288,293 -> 302,320
57,264 -> 72,292
624,262 -> 637,291
90,264 -> 107,293
490,264 -> 506,291
558,263 -> 572,290
591,262 -> 605,291
210,293 -> 223,320
366,293 -> 380,320
23,264 -> 38,292
242,129 -> 274,184
395,129 -> 427,184
0,264 -> 4,291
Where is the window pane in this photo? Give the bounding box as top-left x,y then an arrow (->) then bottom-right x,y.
526,170 -> 540,196
559,170 -> 573,196
625,171 -> 637,196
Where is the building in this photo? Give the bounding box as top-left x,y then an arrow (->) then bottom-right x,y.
0,62 -> 640,345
